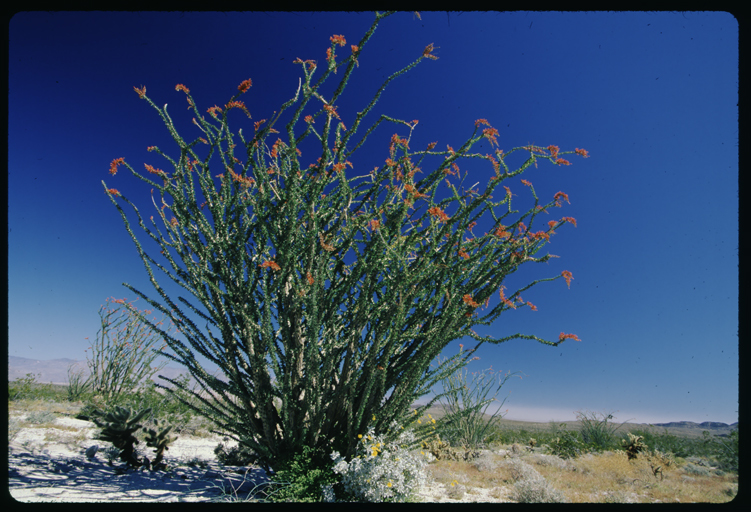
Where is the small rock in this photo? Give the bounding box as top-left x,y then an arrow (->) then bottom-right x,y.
85,445 -> 99,460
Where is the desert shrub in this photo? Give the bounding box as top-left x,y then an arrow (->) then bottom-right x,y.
8,417 -> 21,442
83,297 -> 177,409
25,410 -> 57,424
576,410 -> 628,452
473,452 -> 500,472
528,453 -> 573,470
622,432 -> 647,460
66,363 -> 91,402
430,350 -> 518,450
103,9 -> 586,474
421,433 -> 480,461
446,481 -> 466,500
91,405 -> 153,468
512,476 -> 568,503
115,375 -> 199,429
214,440 -> 259,467
330,426 -> 428,502
547,429 -> 591,459
266,445 -> 339,503
505,458 -> 567,503
628,426 -> 694,458
702,430 -> 738,472
8,373 -> 54,401
683,462 -> 712,476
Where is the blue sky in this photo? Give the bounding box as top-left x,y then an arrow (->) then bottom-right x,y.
8,11 -> 738,424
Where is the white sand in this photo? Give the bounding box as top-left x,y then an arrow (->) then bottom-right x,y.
8,414 -> 511,502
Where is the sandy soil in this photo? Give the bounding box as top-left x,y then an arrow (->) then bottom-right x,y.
7,413 -> 510,503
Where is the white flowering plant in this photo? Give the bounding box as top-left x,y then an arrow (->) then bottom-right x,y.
327,425 -> 429,502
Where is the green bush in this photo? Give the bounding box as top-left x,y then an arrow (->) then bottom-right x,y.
8,373 -> 56,401
214,441 -> 259,467
629,426 -> 694,458
66,364 -> 91,402
703,429 -> 738,472
547,430 -> 591,459
104,9 -> 587,474
266,446 -> 339,502
576,410 -> 627,452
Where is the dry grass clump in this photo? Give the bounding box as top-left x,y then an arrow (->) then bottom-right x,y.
422,445 -> 737,503
527,452 -> 575,471
501,458 -> 568,503
532,450 -> 737,503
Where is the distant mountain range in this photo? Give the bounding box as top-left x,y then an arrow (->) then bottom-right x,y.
7,355 -> 192,387
650,420 -> 738,430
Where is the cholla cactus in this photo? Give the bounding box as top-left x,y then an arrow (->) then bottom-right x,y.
622,432 -> 647,461
142,418 -> 178,470
92,406 -> 152,468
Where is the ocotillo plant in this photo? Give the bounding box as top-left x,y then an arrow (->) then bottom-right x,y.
84,297 -> 174,407
92,405 -> 152,468
433,349 -> 518,450
142,418 -> 178,470
103,11 -> 586,471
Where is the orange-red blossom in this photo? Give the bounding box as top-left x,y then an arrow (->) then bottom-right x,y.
561,270 -> 573,288
559,333 -> 581,342
427,206 -> 450,223
259,260 -> 281,271
238,78 -> 252,93
330,34 -> 346,47
109,158 -> 125,175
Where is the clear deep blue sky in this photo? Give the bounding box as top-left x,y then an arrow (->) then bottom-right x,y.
8,11 -> 738,424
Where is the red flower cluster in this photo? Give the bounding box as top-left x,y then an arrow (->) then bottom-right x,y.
207,105 -> 223,118
559,332 -> 581,342
494,225 -> 511,239
109,157 -> 125,175
498,286 -> 516,309
554,191 -> 570,206
428,206 -> 450,223
144,164 -> 165,175
423,43 -> 438,60
259,260 -> 281,271
561,270 -> 574,288
561,216 -> 577,227
175,84 -> 190,94
330,34 -> 346,47
482,127 -> 499,147
229,170 -> 255,189
238,79 -> 253,93
225,100 -> 251,118
323,104 -> 340,120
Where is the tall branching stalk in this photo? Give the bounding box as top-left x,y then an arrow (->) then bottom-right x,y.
103,11 -> 586,471
434,350 -> 518,449
85,297 -> 172,407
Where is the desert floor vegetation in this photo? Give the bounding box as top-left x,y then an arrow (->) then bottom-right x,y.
8,375 -> 738,503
